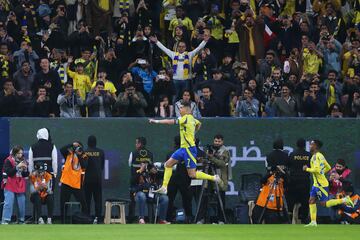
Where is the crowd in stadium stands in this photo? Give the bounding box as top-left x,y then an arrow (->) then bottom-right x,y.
0,0 -> 359,118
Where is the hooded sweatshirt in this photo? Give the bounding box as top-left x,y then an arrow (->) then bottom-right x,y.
28,128 -> 58,176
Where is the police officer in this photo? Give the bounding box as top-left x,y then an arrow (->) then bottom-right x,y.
128,137 -> 153,222
84,135 -> 105,224
287,138 -> 311,223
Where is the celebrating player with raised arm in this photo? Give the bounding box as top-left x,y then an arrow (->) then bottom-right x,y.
304,140 -> 354,227
149,101 -> 221,194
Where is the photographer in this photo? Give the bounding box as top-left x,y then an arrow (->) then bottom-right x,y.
59,142 -> 88,223
29,163 -> 54,224
129,137 -> 152,222
1,146 -> 29,224
86,81 -> 115,117
131,162 -> 169,224
204,134 -> 230,224
115,82 -> 148,117
57,82 -> 83,118
265,138 -> 290,172
252,166 -> 288,224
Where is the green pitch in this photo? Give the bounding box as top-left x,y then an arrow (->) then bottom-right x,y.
0,225 -> 358,240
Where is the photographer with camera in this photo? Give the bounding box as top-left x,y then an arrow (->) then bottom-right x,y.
86,81 -> 115,117
132,162 -> 169,224
31,85 -> 55,117
1,146 -> 29,224
252,166 -> 288,224
201,134 -> 230,224
129,137 -> 153,222
59,141 -> 88,223
116,82 -> 148,117
29,162 -> 54,224
57,82 -> 83,118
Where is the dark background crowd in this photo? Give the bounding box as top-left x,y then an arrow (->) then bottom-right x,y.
0,0 -> 359,118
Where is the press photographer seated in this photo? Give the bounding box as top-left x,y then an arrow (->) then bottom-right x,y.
252,166 -> 289,224
131,162 -> 169,224
29,163 -> 54,224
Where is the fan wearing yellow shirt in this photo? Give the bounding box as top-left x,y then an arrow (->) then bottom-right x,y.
67,56 -> 92,102
169,5 -> 194,36
303,140 -> 354,227
91,70 -> 117,99
149,101 -> 222,194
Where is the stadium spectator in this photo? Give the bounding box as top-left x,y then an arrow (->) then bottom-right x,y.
155,95 -> 174,118
198,86 -> 219,117
174,89 -> 201,118
31,86 -> 55,117
327,103 -> 343,118
1,146 -> 28,224
197,69 -> 238,116
32,58 -> 62,116
271,84 -> 299,117
116,82 -> 148,117
150,33 -> 209,100
13,61 -> 34,113
0,79 -> 21,117
57,82 -> 83,118
302,82 -> 327,117
235,87 -> 259,117
86,81 -> 115,117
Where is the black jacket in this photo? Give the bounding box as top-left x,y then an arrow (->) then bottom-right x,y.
84,147 -> 105,183
266,149 -> 290,171
289,148 -> 311,182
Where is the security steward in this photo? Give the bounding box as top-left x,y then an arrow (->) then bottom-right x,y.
60,141 -> 88,223
128,137 -> 153,222
287,138 -> 311,223
84,135 -> 105,224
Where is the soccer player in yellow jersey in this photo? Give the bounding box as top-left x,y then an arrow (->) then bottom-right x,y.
149,101 -> 221,194
303,140 -> 354,227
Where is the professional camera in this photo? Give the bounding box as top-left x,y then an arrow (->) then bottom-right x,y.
266,165 -> 287,180
205,144 -> 220,155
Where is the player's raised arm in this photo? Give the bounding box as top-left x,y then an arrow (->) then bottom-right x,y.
149,118 -> 176,125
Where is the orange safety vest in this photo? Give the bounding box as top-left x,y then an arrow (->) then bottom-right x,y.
30,172 -> 52,200
256,175 -> 284,211
338,194 -> 360,219
60,152 -> 84,189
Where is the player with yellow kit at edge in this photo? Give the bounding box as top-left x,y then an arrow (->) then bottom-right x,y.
304,140 -> 354,227
149,101 -> 222,194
